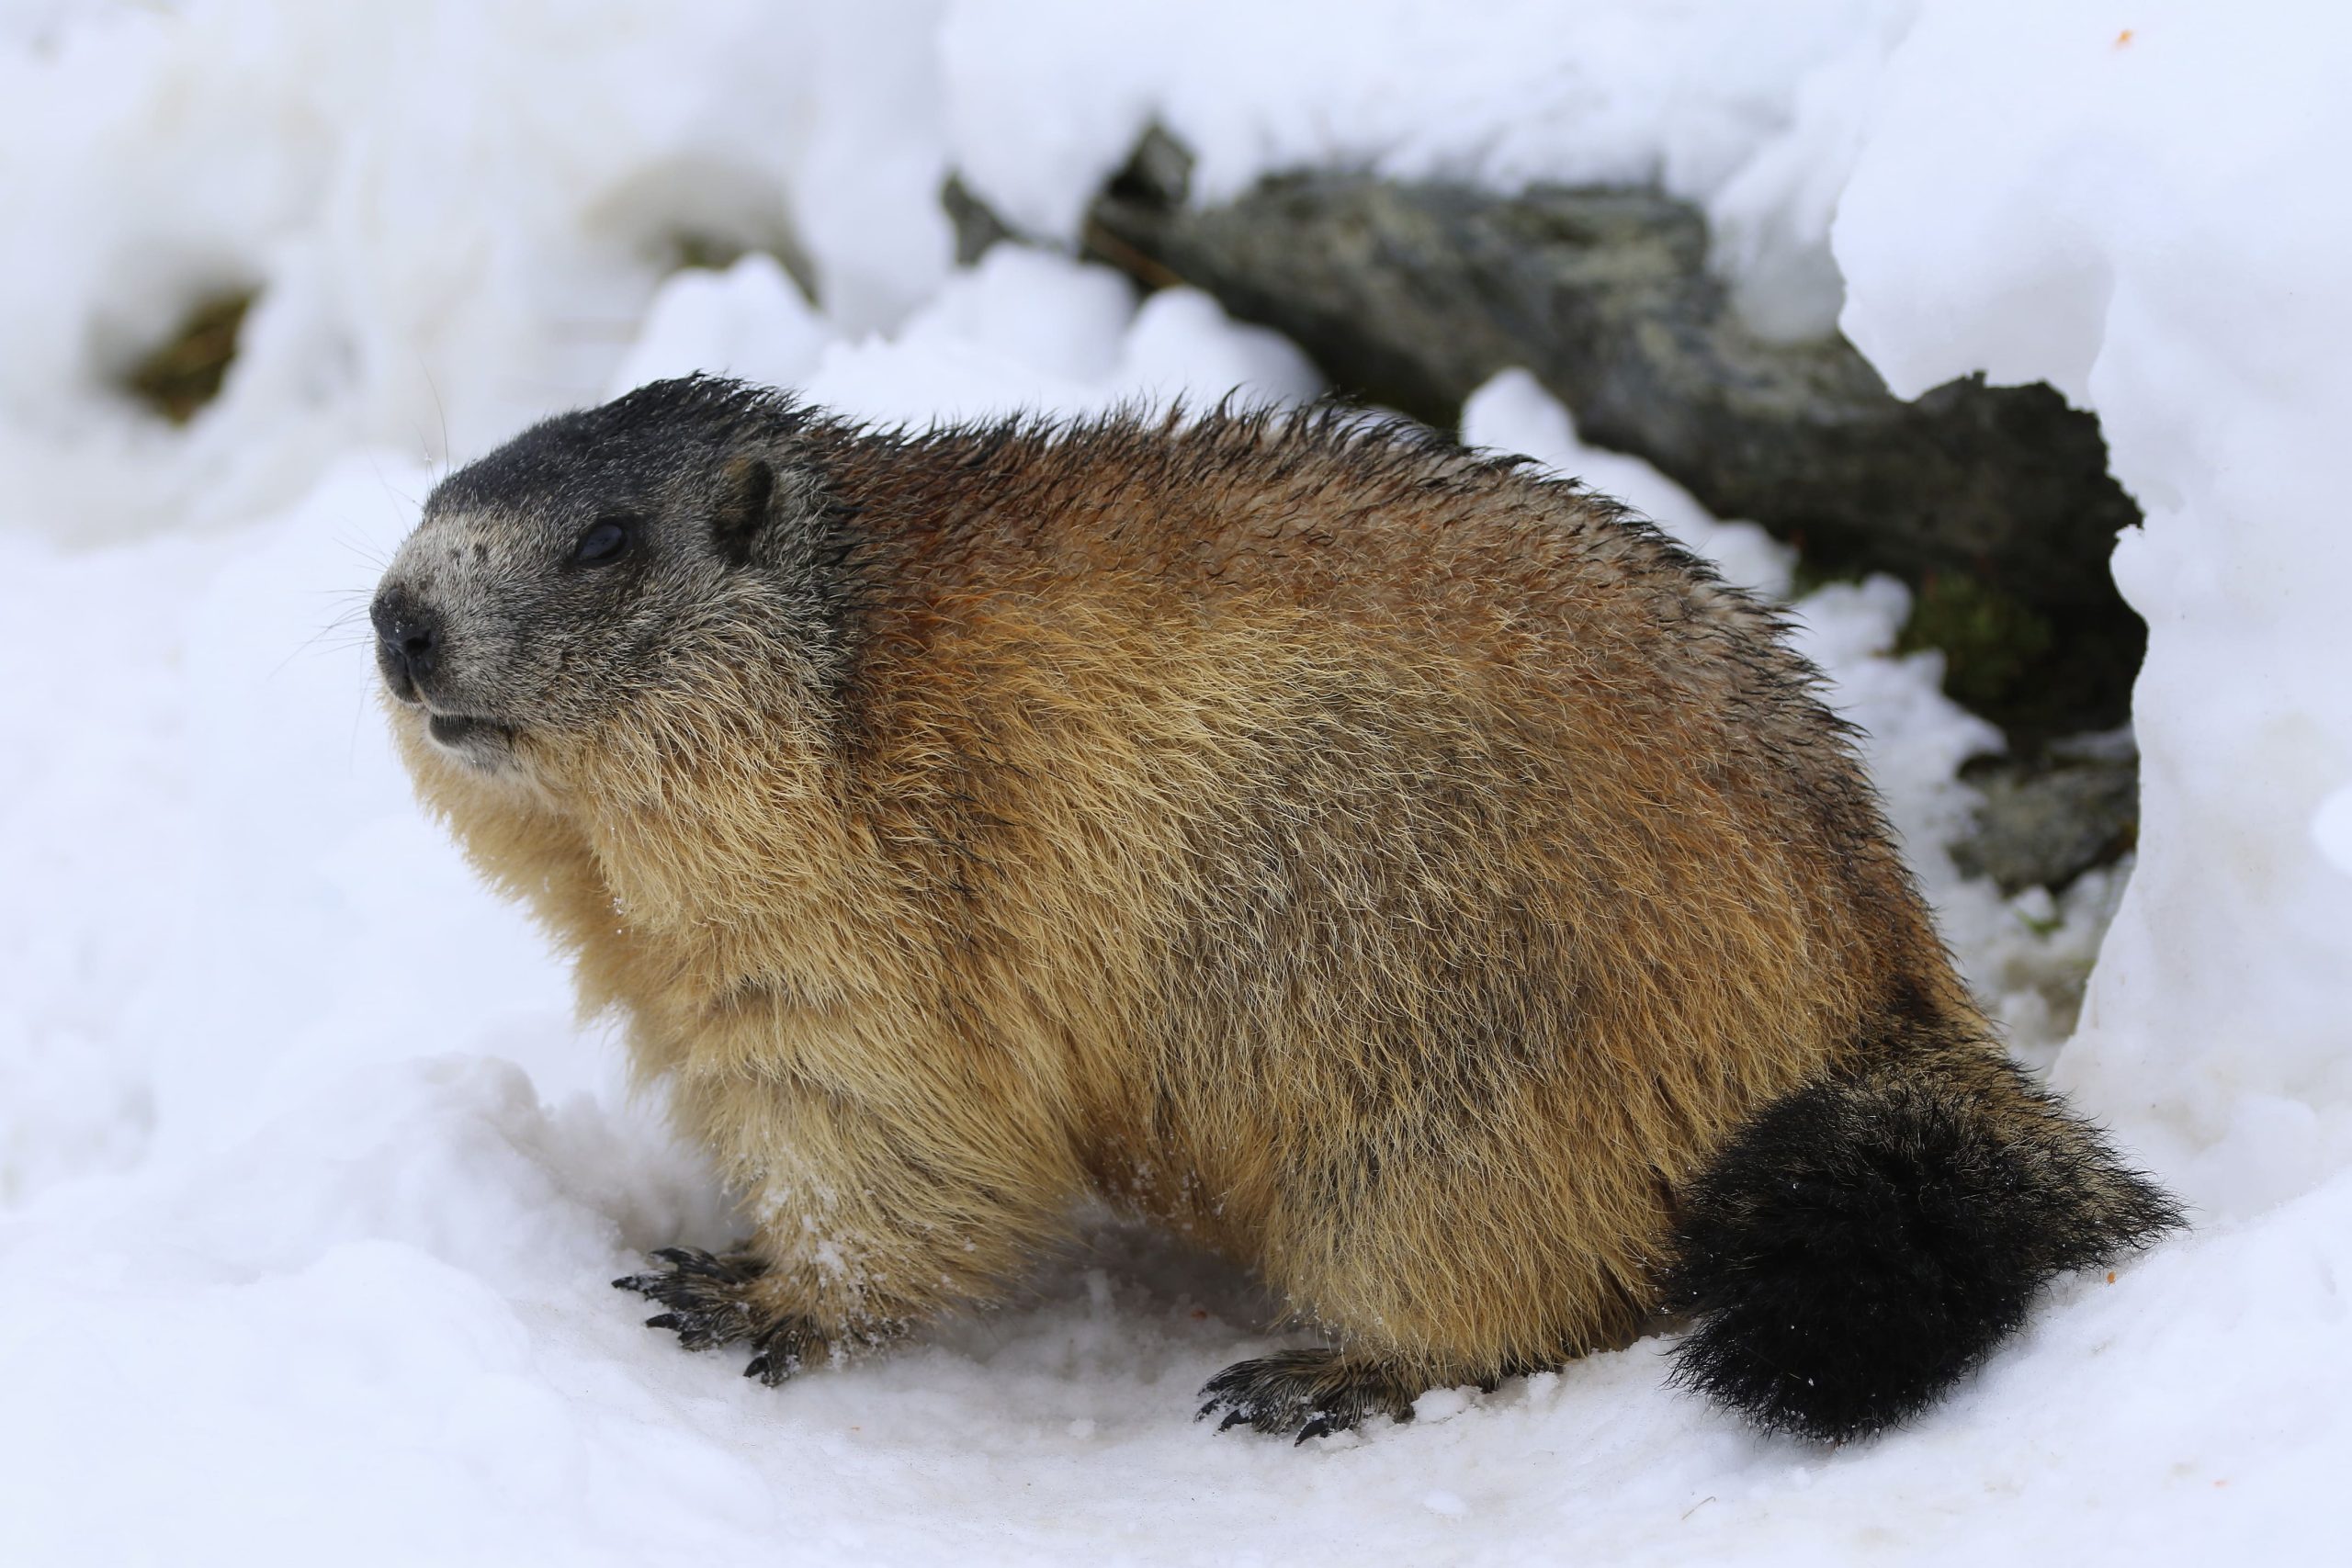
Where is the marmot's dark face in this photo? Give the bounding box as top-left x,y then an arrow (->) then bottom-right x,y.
370,378 -> 835,773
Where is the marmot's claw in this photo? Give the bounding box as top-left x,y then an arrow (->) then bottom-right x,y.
1194,1350 -> 1419,1442
644,1307 -> 753,1352
614,1245 -> 773,1353
742,1317 -> 825,1387
649,1245 -> 760,1277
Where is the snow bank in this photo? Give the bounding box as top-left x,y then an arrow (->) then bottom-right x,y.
4,1 -> 2347,1563
940,0 -> 1917,337
1835,0 -> 2352,1218
0,0 -> 953,543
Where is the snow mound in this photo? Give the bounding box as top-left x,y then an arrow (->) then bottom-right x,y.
1835,0 -> 2352,1220
940,0 -> 1917,338
0,0 -> 954,544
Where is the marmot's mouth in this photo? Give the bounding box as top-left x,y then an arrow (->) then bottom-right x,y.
426,712 -> 514,750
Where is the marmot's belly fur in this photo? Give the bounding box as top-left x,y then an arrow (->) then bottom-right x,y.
375,378 -> 2178,1442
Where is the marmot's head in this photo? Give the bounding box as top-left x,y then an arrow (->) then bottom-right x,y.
370,378 -> 845,774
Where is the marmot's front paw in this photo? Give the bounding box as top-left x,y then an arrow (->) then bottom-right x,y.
614,1245 -> 769,1351
1195,1349 -> 1423,1443
613,1246 -> 826,1383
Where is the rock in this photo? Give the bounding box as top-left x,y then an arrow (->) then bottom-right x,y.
1079,134 -> 2145,742
943,174 -> 1019,267
1951,730 -> 2140,895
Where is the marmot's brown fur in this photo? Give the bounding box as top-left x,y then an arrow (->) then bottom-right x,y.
371,377 -> 2177,1442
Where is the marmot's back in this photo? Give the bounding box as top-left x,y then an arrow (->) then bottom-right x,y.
816,411 -> 1978,1367
377,380 -> 2179,1445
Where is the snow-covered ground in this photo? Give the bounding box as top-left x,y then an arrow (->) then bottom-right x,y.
3,3 -> 2346,1562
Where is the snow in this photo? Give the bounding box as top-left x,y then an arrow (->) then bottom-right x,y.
2,2 -> 2346,1562
941,0 -> 1918,338
1835,0 -> 2352,1221
0,0 -> 956,544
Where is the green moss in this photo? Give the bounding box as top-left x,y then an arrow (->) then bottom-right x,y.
124,289 -> 255,424
1895,573 -> 2057,721
1784,556 -> 1864,601
668,232 -> 747,273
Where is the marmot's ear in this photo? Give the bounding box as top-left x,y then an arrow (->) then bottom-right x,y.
712,457 -> 776,568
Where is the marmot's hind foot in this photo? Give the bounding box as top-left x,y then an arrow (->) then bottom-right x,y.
1196,1349 -> 1424,1443
615,1246 -> 825,1382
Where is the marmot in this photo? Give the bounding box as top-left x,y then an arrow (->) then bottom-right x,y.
371,375 -> 2177,1443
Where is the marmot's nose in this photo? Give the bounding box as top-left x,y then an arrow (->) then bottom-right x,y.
369,584 -> 442,700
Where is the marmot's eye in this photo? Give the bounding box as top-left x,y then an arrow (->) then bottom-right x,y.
571,516 -> 636,568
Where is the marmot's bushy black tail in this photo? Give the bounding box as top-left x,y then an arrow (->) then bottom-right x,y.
1662,1054 -> 2181,1443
